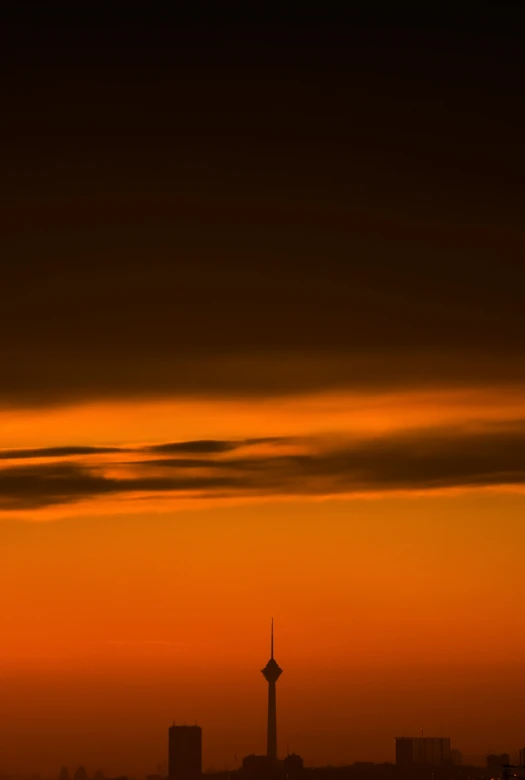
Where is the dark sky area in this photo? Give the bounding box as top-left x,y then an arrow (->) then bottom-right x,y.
2,4 -> 524,405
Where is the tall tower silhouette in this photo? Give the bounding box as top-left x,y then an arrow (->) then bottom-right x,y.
261,618 -> 282,761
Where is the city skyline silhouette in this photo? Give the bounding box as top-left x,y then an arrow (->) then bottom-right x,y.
3,624 -> 525,779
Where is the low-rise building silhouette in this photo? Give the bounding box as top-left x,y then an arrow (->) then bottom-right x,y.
395,738 -> 451,767
486,755 -> 510,771
168,725 -> 202,780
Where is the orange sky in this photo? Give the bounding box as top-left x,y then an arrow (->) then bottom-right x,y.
2,386 -> 525,775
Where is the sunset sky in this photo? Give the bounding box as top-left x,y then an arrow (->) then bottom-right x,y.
2,6 -> 525,777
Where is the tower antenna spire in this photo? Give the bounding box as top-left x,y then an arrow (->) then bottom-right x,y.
271,617 -> 274,659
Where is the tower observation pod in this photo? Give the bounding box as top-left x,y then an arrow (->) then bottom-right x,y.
261,618 -> 282,761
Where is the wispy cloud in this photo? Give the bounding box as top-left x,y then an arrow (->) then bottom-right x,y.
2,425 -> 525,513
145,437 -> 285,455
0,437 -> 290,463
0,445 -> 123,460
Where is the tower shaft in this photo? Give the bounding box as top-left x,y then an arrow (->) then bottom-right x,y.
267,680 -> 277,760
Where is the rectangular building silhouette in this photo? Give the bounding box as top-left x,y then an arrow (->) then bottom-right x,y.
486,754 -> 510,770
395,737 -> 451,766
168,725 -> 202,780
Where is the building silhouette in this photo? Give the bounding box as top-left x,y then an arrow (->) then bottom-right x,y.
520,749 -> 525,767
283,755 -> 304,776
242,753 -> 303,780
261,619 -> 283,761
395,737 -> 451,766
168,725 -> 202,780
486,754 -> 510,771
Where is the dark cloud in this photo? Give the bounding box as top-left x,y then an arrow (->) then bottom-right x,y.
146,440 -> 245,455
0,13 -> 524,407
145,438 -> 287,455
0,463 -> 244,511
3,425 -> 525,511
0,446 -> 122,460
3,351 -> 525,409
0,438 -> 287,463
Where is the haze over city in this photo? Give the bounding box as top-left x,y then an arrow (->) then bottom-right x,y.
1,4 -> 525,778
